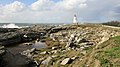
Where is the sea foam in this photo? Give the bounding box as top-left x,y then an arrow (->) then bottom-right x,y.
0,23 -> 29,28
1,23 -> 21,28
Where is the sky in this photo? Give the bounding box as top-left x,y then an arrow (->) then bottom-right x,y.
0,0 -> 120,23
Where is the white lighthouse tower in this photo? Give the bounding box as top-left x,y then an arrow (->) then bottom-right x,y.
73,14 -> 78,24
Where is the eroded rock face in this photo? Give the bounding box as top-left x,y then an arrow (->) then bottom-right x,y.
0,31 -> 46,46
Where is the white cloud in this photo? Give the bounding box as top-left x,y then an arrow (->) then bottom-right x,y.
55,0 -> 87,10
31,0 -> 55,10
3,1 -> 25,13
0,1 -> 25,21
31,0 -> 87,11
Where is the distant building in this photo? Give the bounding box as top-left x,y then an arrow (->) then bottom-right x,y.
73,14 -> 78,24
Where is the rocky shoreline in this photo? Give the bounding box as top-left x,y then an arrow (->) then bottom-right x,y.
0,24 -> 120,67
0,25 -> 51,67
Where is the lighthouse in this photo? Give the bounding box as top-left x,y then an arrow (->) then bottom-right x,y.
73,14 -> 78,24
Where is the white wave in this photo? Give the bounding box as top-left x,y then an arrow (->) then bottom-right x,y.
1,23 -> 22,28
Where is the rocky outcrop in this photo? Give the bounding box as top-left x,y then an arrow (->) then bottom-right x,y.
0,32 -> 22,45
0,24 -> 54,46
0,24 -> 120,67
0,28 -> 18,34
0,31 -> 46,46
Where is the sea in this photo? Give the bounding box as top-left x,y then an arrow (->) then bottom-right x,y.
0,23 -> 65,28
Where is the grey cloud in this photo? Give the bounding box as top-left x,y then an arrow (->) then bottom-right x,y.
74,0 -> 120,22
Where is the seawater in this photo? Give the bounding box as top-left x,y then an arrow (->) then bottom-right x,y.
0,23 -> 65,28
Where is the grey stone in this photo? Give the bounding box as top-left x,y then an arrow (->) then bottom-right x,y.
79,43 -> 88,46
51,50 -> 57,54
80,46 -> 85,49
30,48 -> 36,52
39,58 -> 44,61
71,56 -> 78,60
66,41 -> 72,48
61,58 -> 72,65
52,46 -> 58,50
70,34 -> 75,38
66,47 -> 71,51
0,46 -> 5,55
52,55 -> 58,58
81,51 -> 87,55
23,34 -> 27,38
0,46 -> 4,50
41,56 -> 52,65
40,51 -> 48,55
77,38 -> 83,43
24,43 -> 33,45
0,50 -> 5,55
27,53 -> 33,58
21,48 -> 36,57
32,55 -> 38,58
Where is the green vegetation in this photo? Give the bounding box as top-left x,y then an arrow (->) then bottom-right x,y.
95,36 -> 120,67
113,36 -> 120,44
